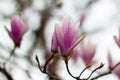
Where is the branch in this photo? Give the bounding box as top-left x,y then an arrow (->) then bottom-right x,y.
0,66 -> 13,80
90,62 -> 120,80
65,61 -> 78,79
36,54 -> 61,80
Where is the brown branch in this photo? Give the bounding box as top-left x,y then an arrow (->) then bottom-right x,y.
0,66 -> 13,80
90,62 -> 120,80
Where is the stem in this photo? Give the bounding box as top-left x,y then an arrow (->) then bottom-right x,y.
87,63 -> 104,80
90,62 -> 120,80
35,55 -> 43,73
36,53 -> 60,80
87,67 -> 100,80
90,72 -> 111,80
0,66 -> 13,80
65,61 -> 77,79
4,45 -> 16,66
9,45 -> 16,60
43,53 -> 56,73
79,64 -> 92,78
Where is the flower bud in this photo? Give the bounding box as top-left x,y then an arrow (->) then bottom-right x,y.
6,15 -> 28,47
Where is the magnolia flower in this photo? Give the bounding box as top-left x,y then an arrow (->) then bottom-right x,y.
72,45 -> 81,62
5,15 -> 28,47
80,42 -> 96,65
114,29 -> 120,48
54,17 -> 86,61
107,53 -> 120,79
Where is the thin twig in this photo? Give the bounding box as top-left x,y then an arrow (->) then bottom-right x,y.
65,61 -> 77,79
87,63 -> 104,80
35,55 -> 43,73
0,66 -> 13,80
43,53 -> 56,73
3,45 -> 17,67
79,64 -> 92,78
90,62 -> 120,80
36,54 -> 61,80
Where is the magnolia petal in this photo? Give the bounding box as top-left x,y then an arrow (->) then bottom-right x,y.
5,26 -> 13,39
107,53 -> 113,68
114,65 -> 120,78
51,30 -> 58,53
11,16 -> 24,33
62,17 -> 79,54
55,24 -> 66,56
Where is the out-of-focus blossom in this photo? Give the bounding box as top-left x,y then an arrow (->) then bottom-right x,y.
114,65 -> 120,79
5,15 -> 28,47
72,45 -> 81,62
51,30 -> 58,53
107,53 -> 120,79
54,17 -> 86,61
80,42 -> 96,65
114,29 -> 120,48
107,52 -> 114,68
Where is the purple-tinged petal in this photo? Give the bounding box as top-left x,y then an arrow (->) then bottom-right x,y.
114,65 -> 120,79
80,42 -> 96,65
62,17 -> 80,54
54,24 -> 66,56
51,28 -> 58,53
72,45 -> 81,62
5,26 -> 16,43
107,52 -> 120,79
107,52 -> 114,68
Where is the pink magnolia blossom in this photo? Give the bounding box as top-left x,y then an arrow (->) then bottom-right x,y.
54,17 -> 85,61
114,29 -> 120,48
72,45 -> 81,62
107,53 -> 120,79
6,15 -> 28,47
80,42 -> 96,65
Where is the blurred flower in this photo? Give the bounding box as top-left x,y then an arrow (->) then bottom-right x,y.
54,17 -> 85,61
51,30 -> 58,53
114,29 -> 120,48
114,65 -> 120,79
72,45 -> 81,63
80,41 -> 96,65
107,53 -> 120,79
5,15 -> 28,47
107,52 -> 114,68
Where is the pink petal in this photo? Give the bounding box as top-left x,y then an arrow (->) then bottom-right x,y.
107,53 -> 113,67
62,17 -> 79,53
51,29 -> 58,53
55,24 -> 66,56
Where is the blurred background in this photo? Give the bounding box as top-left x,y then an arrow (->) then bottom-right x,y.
0,0 -> 120,80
